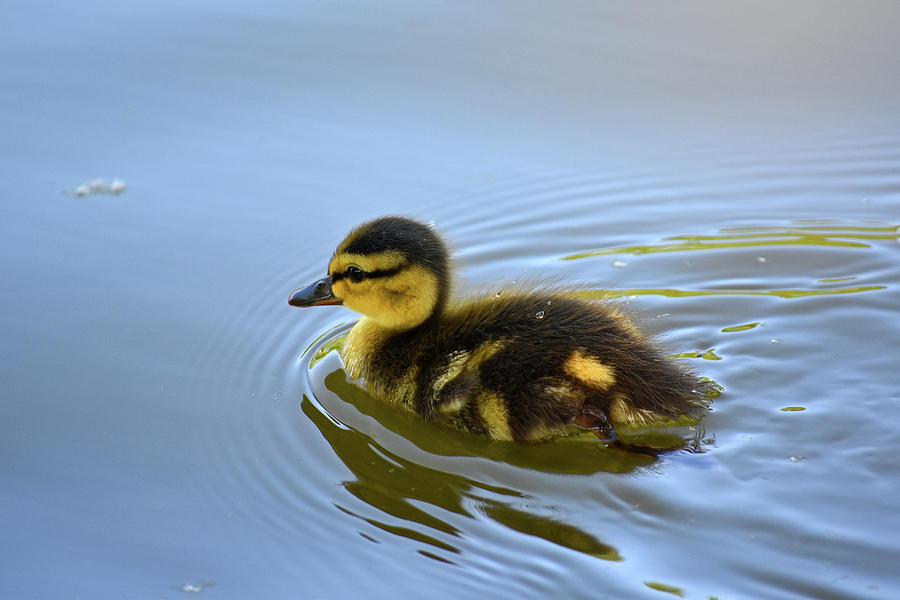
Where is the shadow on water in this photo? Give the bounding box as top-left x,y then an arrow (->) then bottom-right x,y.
298,368 -> 657,563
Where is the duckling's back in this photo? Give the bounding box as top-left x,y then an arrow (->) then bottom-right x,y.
350,290 -> 710,441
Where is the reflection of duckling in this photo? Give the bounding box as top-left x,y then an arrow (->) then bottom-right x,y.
290,216 -> 713,442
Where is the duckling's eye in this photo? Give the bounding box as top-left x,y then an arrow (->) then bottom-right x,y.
345,266 -> 365,283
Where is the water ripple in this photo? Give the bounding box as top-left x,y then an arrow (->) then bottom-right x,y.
187,127 -> 899,596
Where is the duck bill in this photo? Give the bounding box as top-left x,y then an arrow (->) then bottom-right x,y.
288,276 -> 343,307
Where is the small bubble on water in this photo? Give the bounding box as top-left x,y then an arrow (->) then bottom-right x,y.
535,311 -> 545,319
171,581 -> 214,594
65,178 -> 127,197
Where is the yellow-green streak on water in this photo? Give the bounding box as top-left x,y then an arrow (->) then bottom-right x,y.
644,581 -> 686,597
308,331 -> 348,368
721,322 -> 760,332
480,500 -> 623,561
563,224 -> 899,260
670,348 -> 722,360
571,286 -> 886,300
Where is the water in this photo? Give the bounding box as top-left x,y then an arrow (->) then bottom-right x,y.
3,1 -> 899,598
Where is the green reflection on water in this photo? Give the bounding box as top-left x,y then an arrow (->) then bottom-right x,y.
669,348 -> 722,361
307,325 -> 349,368
321,369 -> 659,475
644,580 -> 686,597
571,285 -> 885,300
298,370 -> 661,563
335,504 -> 461,556
480,500 -> 623,561
721,322 -> 760,333
563,223 -> 899,260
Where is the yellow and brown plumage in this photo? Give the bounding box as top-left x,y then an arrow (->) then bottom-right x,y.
290,216 -> 713,442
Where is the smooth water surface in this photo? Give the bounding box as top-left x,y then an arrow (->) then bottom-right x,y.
3,1 -> 900,599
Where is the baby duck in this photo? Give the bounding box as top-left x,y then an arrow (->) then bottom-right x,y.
289,216 -> 712,442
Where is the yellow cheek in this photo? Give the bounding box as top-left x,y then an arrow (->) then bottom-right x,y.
335,264 -> 440,330
331,278 -> 352,300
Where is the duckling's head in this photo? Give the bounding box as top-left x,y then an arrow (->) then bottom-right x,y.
289,216 -> 450,330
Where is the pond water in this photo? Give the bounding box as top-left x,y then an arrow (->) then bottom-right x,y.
3,1 -> 899,599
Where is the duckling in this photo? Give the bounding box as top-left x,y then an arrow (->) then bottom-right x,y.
289,216 -> 713,442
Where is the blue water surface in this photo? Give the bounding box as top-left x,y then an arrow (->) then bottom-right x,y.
2,1 -> 899,599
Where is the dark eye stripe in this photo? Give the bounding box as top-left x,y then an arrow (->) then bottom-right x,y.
332,265 -> 403,283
